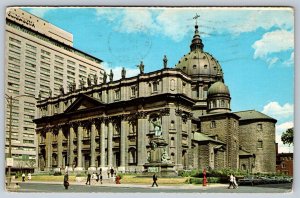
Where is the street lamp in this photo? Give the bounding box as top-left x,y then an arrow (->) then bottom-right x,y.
5,93 -> 36,187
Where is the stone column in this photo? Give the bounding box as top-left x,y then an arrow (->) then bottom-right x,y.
187,116 -> 193,169
68,125 -> 75,172
107,120 -> 113,168
119,118 -> 128,172
89,121 -> 97,171
45,130 -> 52,171
175,110 -> 183,170
75,123 -> 84,171
137,112 -> 148,171
57,127 -> 63,169
161,108 -> 170,151
100,121 -> 107,168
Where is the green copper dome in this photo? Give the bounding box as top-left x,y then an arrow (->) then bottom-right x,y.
207,81 -> 230,96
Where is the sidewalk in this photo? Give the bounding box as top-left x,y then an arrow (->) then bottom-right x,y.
13,179 -> 227,189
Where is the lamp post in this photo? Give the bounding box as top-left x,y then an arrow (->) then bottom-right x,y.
5,94 -> 36,187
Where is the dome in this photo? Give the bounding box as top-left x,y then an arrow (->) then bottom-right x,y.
207,81 -> 230,96
175,50 -> 223,77
175,24 -> 224,81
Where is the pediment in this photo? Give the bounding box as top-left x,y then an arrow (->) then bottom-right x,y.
64,94 -> 105,113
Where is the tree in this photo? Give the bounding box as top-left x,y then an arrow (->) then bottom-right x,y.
281,128 -> 294,145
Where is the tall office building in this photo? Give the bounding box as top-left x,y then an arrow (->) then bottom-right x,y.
5,8 -> 103,172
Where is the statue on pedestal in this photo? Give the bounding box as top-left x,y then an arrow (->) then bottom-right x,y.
151,118 -> 162,137
87,75 -> 92,87
109,69 -> 114,82
103,71 -> 107,84
79,78 -> 85,89
137,61 -> 144,74
121,67 -> 126,79
163,55 -> 168,69
93,74 -> 98,85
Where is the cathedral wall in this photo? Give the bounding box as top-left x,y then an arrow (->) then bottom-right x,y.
239,120 -> 276,173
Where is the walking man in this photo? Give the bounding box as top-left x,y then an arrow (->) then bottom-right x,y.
228,174 -> 234,189
63,172 -> 69,190
86,172 -> 91,185
152,173 -> 158,187
22,173 -> 25,182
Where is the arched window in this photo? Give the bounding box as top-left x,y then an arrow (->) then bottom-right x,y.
220,100 -> 225,107
213,100 -> 217,108
128,148 -> 136,164
152,81 -> 158,92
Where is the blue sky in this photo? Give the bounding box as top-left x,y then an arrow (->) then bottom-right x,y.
23,7 -> 294,153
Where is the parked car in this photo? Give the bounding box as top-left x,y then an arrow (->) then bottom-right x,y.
238,176 -> 263,186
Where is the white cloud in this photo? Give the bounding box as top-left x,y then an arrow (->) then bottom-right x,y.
252,30 -> 294,59
102,62 -> 139,80
262,102 -> 293,120
283,51 -> 294,66
119,9 -> 159,34
275,121 -> 294,153
266,57 -> 279,67
95,8 -> 122,21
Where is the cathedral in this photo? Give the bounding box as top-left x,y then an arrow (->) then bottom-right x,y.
34,22 -> 277,174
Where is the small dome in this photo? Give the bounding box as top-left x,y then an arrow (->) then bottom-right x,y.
208,81 -> 230,96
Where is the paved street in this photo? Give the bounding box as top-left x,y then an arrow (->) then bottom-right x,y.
11,182 -> 292,193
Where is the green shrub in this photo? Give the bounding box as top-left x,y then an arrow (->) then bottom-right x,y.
117,173 -> 124,179
187,177 -> 221,184
53,172 -> 62,176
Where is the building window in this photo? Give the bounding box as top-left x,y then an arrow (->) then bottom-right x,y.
115,89 -> 120,100
183,66 -> 186,71
131,86 -> 136,97
257,140 -> 263,149
257,124 -> 263,130
152,82 -> 158,93
41,49 -> 50,56
9,37 -> 21,44
282,163 -> 286,168
211,121 -> 216,128
212,100 -> 217,108
193,65 -> 197,69
220,100 -> 225,107
26,43 -> 37,51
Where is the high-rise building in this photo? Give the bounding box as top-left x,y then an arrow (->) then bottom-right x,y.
5,8 -> 103,172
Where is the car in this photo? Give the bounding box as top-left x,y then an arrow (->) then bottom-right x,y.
238,176 -> 263,186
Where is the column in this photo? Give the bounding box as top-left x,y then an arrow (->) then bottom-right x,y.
57,127 -> 63,169
161,108 -> 170,152
75,123 -> 84,171
45,130 -> 52,171
68,125 -> 75,171
89,121 -> 97,171
107,120 -> 113,168
100,121 -> 107,168
119,118 -> 128,172
187,117 -> 193,169
176,110 -> 183,169
137,112 -> 148,171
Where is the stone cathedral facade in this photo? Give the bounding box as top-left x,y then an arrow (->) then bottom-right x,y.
34,23 -> 277,174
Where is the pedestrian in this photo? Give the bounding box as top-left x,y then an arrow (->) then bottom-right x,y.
110,167 -> 115,178
152,173 -> 158,187
96,172 -> 99,182
228,174 -> 234,189
233,175 -> 238,189
63,172 -> 69,190
27,173 -> 31,181
99,173 -> 103,184
86,172 -> 91,185
22,173 -> 25,182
